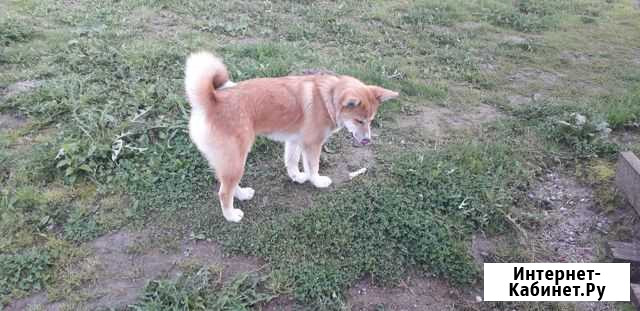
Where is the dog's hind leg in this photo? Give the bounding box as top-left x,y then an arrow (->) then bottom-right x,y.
215,143 -> 250,222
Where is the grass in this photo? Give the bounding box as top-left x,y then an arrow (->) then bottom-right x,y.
1,0 -> 639,309
0,17 -> 34,47
0,248 -> 52,302
510,101 -> 619,159
599,87 -> 640,129
116,127 -> 535,308
133,267 -> 276,310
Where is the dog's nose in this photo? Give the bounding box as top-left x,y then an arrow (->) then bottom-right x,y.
360,138 -> 371,145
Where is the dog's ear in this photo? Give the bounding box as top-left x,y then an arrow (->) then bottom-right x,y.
370,86 -> 399,103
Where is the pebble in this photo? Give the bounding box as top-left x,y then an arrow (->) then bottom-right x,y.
533,93 -> 543,101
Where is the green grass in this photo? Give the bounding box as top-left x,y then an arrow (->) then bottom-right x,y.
507,84 -> 640,159
0,17 -> 34,47
599,87 -> 640,129
133,267 -> 276,310
0,248 -> 52,303
1,0 -> 639,309
510,102 -> 618,158
115,128 -> 533,307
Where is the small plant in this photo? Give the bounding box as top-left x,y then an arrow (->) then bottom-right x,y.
62,207 -> 101,243
55,142 -> 110,183
403,1 -> 462,27
132,266 -> 276,310
481,4 -> 550,33
513,103 -> 618,158
0,248 -> 53,304
547,112 -> 617,158
601,88 -> 640,129
0,18 -> 34,46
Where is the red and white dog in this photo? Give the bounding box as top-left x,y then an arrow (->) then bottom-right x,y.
185,52 -> 398,222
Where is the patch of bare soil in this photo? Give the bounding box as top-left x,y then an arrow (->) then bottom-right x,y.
528,172 -> 615,311
559,51 -> 592,64
458,21 -> 484,31
393,104 -> 502,138
261,295 -> 301,311
505,68 -> 563,105
471,234 -> 499,266
508,68 -> 562,91
0,113 -> 27,130
148,11 -> 181,36
7,230 -> 262,311
1,80 -> 41,98
346,274 -> 472,311
611,130 -> 640,150
132,8 -> 188,38
323,132 -> 375,185
529,172 -> 609,262
631,48 -> 640,66
501,34 -> 529,45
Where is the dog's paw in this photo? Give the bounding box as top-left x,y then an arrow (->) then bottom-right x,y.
223,208 -> 244,222
289,172 -> 308,184
311,175 -> 332,188
235,187 -> 255,201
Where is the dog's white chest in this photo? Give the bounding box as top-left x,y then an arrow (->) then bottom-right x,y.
263,132 -> 300,142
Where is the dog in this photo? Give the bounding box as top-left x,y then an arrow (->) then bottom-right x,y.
184,52 -> 399,222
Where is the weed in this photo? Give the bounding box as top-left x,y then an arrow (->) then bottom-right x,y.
0,17 -> 34,46
132,266 -> 276,310
598,88 -> 640,129
575,159 -> 619,213
403,1 -> 462,27
62,207 -> 101,243
478,0 -> 613,32
222,43 -> 302,80
512,102 -> 618,158
481,2 -> 551,33
0,248 -> 52,304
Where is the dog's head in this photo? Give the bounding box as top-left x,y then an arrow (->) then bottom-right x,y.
333,77 -> 399,145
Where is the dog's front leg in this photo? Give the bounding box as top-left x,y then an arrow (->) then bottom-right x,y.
301,143 -> 332,188
285,141 -> 308,183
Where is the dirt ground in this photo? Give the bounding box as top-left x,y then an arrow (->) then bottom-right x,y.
2,1 -> 639,308
343,170 -> 619,311
5,94 -> 629,310
6,231 -> 263,310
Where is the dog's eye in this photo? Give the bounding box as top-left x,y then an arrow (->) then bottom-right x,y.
356,119 -> 365,125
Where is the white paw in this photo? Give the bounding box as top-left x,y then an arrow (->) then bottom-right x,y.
289,171 -> 309,184
223,208 -> 244,222
311,175 -> 332,188
234,187 -> 255,201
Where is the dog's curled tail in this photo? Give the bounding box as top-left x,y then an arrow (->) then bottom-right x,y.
184,51 -> 232,108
